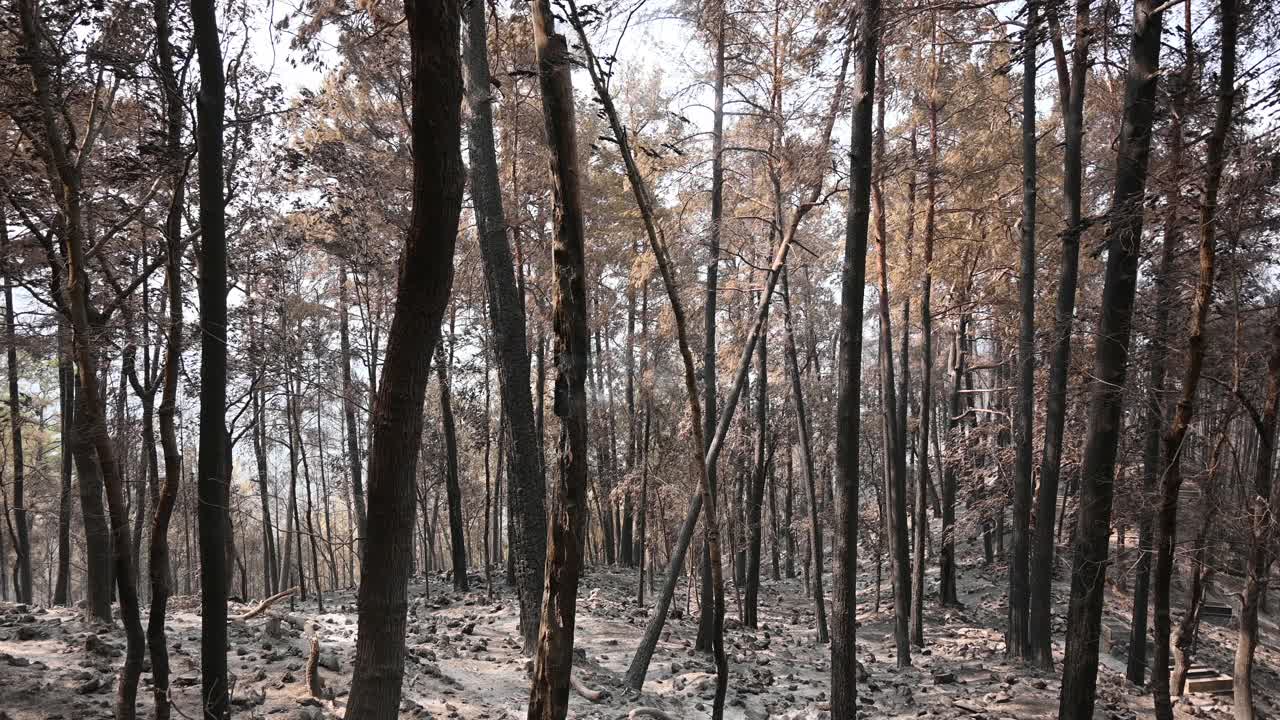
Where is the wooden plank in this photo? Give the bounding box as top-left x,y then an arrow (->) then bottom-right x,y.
1186,676 -> 1234,694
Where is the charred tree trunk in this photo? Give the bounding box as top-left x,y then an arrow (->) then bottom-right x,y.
782,273 -> 827,643
1009,0 -> 1038,662
830,5 -> 876,698
874,47 -> 911,669
1,213 -> 31,605
458,15 -> 547,622
53,320 -> 73,606
1127,0 -> 1194,684
1034,0 -> 1091,671
1171,436 -> 1224,697
1057,2 -> 1164,715
338,264 -> 368,572
252,385 -> 277,595
437,342 -> 468,592
1234,315 -> 1280,720
912,26 -> 939,644
17,0 -> 144,711
343,1 -> 463,716
744,289 -> 768,628
191,0 -> 231,707
695,0 -> 727,654
940,312 -> 967,607
526,3 -> 592,719
146,3 -> 185,713
1151,6 -> 1234,714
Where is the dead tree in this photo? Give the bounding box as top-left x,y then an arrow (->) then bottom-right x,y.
525,2 -> 592,719
1151,3 -> 1236,714
463,0 -> 545,648
1057,1 -> 1166,716
343,1 -> 464,717
1035,0 -> 1092,672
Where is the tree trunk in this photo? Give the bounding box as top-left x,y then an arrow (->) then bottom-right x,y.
696,0 -> 727,653
343,1 -> 463,716
1151,6 -> 1235,714
1008,0 -> 1038,663
252,384 -> 278,595
1171,434 -> 1224,697
526,4 -> 592,719
1034,0 -> 1091,671
146,4 -> 185,712
338,263 -> 368,572
290,375 -> 324,610
1234,315 -> 1280,720
744,286 -> 768,628
912,30 -> 939,644
1057,2 -> 1164,715
940,313 -> 967,607
782,273 -> 827,643
191,0 -> 231,707
1,213 -> 31,605
280,347 -> 299,596
874,46 -> 911,669
564,3 -> 730,711
53,320 -> 73,606
1126,0 -> 1195,682
637,364 -> 652,604
616,22 -> 851,692
316,399 -> 340,592
16,0 -> 144,710
829,11 -> 880,696
437,342 -> 468,592
592,327 -> 617,567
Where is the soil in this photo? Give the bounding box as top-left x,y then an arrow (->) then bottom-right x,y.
2,541 -> 1276,719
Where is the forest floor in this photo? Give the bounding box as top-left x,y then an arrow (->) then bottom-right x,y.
1,539 -> 1278,719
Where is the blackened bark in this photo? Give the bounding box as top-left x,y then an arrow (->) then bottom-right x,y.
592,327 -> 617,567
252,385 -> 277,595
1153,3 -> 1235,713
1009,0 -> 1037,663
564,1 -> 729,710
782,272 -> 826,642
71,381 -> 112,621
279,343 -> 299,595
1034,0 -> 1091,671
526,3 -> 591,719
1057,1 -> 1164,715
744,286 -> 768,627
873,47 -> 911,669
53,320 -> 73,606
940,313 -> 967,607
191,0 -> 230,707
437,343 -> 468,592
17,0 -> 144,710
147,2 -> 186,713
912,31 -> 939,642
296,386 -> 326,610
697,0 -> 727,652
1171,436 -> 1223,697
344,1 -> 463,716
1234,315 -> 1280,720
1,213 -> 31,605
621,281 -> 637,568
338,264 -> 368,571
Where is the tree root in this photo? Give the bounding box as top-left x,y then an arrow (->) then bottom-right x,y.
627,707 -> 680,720
571,673 -> 606,702
231,586 -> 298,621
